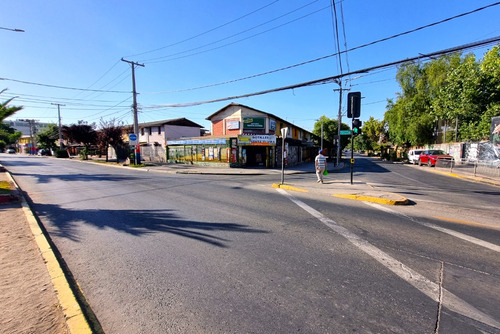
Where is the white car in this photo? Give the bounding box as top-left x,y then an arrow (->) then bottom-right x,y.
408,149 -> 425,164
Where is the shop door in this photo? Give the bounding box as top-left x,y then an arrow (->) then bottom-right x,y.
245,146 -> 267,167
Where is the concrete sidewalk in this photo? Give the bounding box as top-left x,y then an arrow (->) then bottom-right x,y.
0,167 -> 91,334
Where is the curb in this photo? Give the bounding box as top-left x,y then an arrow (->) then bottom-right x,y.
272,183 -> 309,192
333,193 -> 409,205
6,172 -> 92,334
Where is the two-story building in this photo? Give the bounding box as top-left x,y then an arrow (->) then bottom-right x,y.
166,103 -> 316,167
124,118 -> 204,163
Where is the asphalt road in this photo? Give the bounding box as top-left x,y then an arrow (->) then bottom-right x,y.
2,154 -> 499,334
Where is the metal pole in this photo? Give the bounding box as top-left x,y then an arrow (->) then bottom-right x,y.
281,138 -> 285,184
350,118 -> 354,185
321,119 -> 323,151
336,83 -> 342,166
52,103 -> 65,149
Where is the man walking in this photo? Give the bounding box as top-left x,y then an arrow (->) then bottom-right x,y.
315,149 -> 327,183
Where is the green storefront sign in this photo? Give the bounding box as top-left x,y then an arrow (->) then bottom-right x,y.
243,117 -> 265,129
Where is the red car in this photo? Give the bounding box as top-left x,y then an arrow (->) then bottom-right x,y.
418,150 -> 454,167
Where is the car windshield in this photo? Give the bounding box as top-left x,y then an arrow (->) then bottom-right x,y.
429,150 -> 447,155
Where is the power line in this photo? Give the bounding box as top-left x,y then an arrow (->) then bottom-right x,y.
143,35 -> 500,109
143,1 -> 500,94
128,0 -> 280,58
0,77 -> 130,93
142,2 -> 329,63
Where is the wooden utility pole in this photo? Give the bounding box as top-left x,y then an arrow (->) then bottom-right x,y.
121,58 -> 144,164
52,103 -> 65,149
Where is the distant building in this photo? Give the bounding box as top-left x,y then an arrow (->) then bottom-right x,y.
6,119 -> 55,154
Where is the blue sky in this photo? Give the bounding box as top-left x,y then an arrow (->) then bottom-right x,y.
2,0 -> 500,132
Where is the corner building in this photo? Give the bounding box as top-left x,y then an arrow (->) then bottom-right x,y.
166,103 -> 316,168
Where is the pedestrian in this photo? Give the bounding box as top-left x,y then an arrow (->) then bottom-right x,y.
315,149 -> 327,183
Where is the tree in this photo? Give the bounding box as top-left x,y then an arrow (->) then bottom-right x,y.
35,124 -> 60,152
96,118 -> 127,162
0,89 -> 23,122
312,115 -> 350,151
0,122 -> 22,151
61,123 -> 97,159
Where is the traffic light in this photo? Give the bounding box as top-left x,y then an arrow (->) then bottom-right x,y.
352,119 -> 362,136
347,92 -> 361,118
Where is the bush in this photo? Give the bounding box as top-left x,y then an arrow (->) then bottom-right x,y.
54,149 -> 69,158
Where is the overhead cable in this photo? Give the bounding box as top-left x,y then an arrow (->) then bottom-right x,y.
0,77 -> 130,93
144,1 -> 500,94
128,0 -> 280,58
143,35 -> 500,109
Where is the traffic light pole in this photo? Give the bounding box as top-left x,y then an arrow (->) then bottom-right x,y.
350,118 -> 354,185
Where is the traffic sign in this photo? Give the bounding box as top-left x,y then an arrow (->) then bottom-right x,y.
129,133 -> 138,145
340,130 -> 352,135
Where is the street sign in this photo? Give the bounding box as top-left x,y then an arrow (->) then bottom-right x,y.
340,130 -> 352,135
129,133 -> 138,145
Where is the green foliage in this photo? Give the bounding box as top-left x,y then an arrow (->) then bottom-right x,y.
0,89 -> 23,122
386,46 -> 500,145
54,149 -> 69,158
0,122 -> 21,147
36,123 -> 60,151
312,116 -> 350,150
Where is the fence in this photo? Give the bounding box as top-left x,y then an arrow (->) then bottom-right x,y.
435,159 -> 500,178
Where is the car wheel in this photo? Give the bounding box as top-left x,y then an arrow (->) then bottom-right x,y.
418,159 -> 422,166
428,160 -> 433,167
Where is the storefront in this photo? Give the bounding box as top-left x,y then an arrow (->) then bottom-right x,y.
167,138 -> 233,164
237,134 -> 276,168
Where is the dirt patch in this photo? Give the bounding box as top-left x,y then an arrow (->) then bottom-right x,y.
0,202 -> 70,334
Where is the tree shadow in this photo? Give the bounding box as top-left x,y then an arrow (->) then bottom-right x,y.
32,202 -> 268,248
11,172 -> 141,184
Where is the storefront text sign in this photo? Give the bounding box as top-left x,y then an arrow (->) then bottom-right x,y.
238,135 -> 276,146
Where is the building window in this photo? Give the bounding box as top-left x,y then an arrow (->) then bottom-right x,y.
148,127 -> 152,135
158,126 -> 162,135
141,128 -> 144,136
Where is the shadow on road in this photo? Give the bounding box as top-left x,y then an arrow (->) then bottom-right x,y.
30,202 -> 268,248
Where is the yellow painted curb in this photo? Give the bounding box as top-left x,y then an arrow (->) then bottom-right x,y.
333,193 -> 408,205
9,173 -> 93,334
272,183 -> 309,192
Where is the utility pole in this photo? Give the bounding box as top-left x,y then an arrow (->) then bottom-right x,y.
121,58 -> 144,164
333,80 -> 349,166
52,103 -> 65,149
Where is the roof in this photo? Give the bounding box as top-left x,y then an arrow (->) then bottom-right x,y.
127,118 -> 204,129
206,103 -> 313,135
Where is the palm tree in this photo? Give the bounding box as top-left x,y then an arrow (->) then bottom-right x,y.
0,89 -> 23,122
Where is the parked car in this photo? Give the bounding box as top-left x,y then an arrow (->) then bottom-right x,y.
7,148 -> 16,154
37,149 -> 49,156
418,150 -> 454,167
408,149 -> 425,164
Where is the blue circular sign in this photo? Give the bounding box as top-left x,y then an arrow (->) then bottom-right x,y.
129,134 -> 137,141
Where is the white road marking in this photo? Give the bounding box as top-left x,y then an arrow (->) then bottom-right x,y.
364,202 -> 500,253
276,188 -> 500,330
